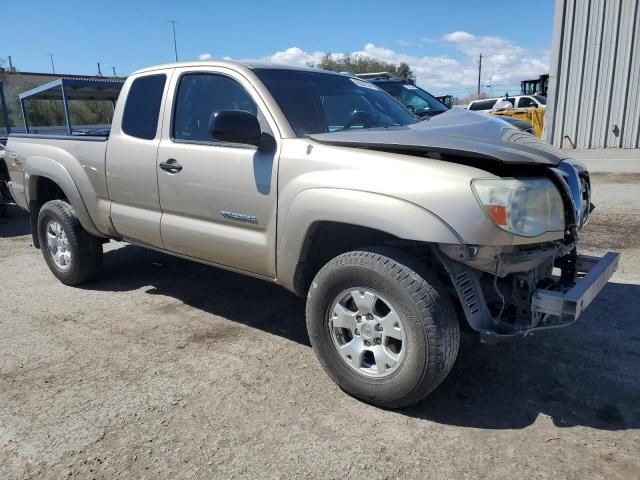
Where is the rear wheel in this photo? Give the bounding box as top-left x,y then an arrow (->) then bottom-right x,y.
37,200 -> 103,285
306,247 -> 460,408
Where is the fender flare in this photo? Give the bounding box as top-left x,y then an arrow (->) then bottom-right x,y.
276,188 -> 463,291
24,156 -> 102,237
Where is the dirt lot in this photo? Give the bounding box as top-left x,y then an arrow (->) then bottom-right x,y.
1,174 -> 639,480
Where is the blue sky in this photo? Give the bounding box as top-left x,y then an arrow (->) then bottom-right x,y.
3,0 -> 555,96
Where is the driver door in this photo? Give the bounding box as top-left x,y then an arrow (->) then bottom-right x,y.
156,67 -> 280,277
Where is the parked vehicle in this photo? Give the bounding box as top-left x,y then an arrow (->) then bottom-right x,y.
521,74 -> 549,97
0,141 -> 14,217
5,61 -> 618,408
468,95 -> 547,112
364,75 -> 534,134
435,94 -> 454,109
357,74 -> 449,116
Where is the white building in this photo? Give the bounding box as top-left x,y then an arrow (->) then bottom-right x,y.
544,0 -> 640,150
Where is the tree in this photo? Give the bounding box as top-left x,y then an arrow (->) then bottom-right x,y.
452,92 -> 490,106
396,63 -> 416,84
316,53 -> 416,82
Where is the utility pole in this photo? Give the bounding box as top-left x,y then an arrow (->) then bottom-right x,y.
477,53 -> 482,98
168,20 -> 179,62
97,62 -> 103,76
112,66 -> 117,76
48,53 -> 56,74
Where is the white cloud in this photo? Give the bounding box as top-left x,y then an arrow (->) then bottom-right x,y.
439,31 -> 549,93
247,32 -> 548,96
266,46 -> 325,66
198,53 -> 212,60
443,31 -> 476,43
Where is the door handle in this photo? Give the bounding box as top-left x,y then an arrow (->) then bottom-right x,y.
159,160 -> 183,173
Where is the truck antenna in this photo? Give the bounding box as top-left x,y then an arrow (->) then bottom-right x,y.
168,20 -> 179,62
476,53 -> 483,98
48,53 -> 56,74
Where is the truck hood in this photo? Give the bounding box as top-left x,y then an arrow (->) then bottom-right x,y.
307,108 -> 567,166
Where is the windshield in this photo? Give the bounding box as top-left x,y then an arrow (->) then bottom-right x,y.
254,69 -> 419,136
375,82 -> 448,116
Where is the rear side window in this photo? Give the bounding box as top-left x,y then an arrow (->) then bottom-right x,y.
122,74 -> 167,140
518,97 -> 537,108
469,99 -> 497,111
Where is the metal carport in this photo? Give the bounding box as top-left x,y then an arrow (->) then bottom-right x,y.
19,78 -> 124,135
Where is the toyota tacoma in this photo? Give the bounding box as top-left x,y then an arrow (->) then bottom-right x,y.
5,62 -> 619,408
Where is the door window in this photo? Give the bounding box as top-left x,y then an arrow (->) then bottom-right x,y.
173,74 -> 259,143
122,74 -> 167,140
518,97 -> 537,108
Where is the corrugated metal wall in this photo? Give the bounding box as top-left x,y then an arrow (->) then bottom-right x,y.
544,0 -> 640,149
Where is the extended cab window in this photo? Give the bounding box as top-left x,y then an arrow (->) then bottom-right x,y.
122,74 -> 166,140
173,74 -> 258,142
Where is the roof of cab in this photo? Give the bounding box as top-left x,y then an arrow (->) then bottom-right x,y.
131,60 -> 331,76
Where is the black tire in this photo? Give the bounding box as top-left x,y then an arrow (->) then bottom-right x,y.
306,247 -> 460,408
37,200 -> 103,285
0,203 -> 8,218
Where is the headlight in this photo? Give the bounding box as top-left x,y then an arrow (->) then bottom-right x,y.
472,178 -> 565,237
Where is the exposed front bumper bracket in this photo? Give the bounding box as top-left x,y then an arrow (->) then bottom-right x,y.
532,252 -> 620,321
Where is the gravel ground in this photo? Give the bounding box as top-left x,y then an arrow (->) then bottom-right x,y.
0,173 -> 639,480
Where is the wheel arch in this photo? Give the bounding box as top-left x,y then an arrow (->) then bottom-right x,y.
277,188 -> 463,295
25,157 -> 102,247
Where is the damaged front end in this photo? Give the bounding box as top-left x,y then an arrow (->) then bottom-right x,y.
437,160 -> 619,342
437,243 -> 618,342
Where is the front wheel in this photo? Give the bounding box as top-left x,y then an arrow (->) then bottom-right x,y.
37,200 -> 103,285
306,248 -> 460,408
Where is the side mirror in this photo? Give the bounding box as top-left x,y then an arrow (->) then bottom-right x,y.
208,110 -> 262,147
492,100 -> 514,112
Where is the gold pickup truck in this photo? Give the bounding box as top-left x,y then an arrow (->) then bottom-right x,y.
5,61 -> 618,408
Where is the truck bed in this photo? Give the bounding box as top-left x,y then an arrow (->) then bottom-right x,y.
5,134 -> 109,218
